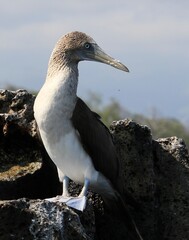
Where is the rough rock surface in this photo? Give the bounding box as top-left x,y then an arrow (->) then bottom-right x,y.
0,198 -> 95,240
0,89 -> 62,200
0,89 -> 189,240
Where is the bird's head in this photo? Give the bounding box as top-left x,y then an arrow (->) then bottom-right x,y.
51,31 -> 129,72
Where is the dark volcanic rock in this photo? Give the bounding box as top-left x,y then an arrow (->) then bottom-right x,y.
111,121 -> 189,240
110,120 -> 157,240
0,198 -> 95,240
0,89 -> 62,200
153,137 -> 189,240
0,89 -> 189,240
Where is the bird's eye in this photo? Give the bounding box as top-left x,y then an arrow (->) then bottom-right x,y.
84,43 -> 91,49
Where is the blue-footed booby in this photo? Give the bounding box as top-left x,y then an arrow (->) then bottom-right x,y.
34,31 -> 143,240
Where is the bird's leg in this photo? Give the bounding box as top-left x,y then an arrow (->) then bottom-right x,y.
46,177 -> 89,211
79,178 -> 90,197
62,176 -> 70,197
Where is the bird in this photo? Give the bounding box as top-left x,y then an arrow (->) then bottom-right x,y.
34,31 -> 143,240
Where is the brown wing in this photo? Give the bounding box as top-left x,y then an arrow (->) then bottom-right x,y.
71,97 -> 118,186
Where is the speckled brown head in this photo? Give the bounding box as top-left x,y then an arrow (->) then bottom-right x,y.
48,31 -> 129,75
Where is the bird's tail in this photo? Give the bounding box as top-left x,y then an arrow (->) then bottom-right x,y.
94,172 -> 143,239
102,190 -> 144,240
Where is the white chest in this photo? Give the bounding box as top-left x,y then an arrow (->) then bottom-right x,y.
34,71 -> 98,185
35,72 -> 75,126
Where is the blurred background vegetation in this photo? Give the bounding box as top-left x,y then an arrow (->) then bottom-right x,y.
86,91 -> 189,148
5,85 -> 189,148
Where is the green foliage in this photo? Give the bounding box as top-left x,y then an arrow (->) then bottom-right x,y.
133,114 -> 189,147
86,92 -> 131,126
86,93 -> 189,148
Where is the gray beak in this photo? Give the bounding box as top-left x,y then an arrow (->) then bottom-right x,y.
85,44 -> 129,72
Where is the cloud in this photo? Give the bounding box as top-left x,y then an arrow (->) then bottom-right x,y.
0,0 -> 189,121
1,0 -> 188,55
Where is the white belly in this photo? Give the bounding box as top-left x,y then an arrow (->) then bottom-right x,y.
40,127 -> 99,185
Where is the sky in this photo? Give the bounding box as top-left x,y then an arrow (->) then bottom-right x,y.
0,0 -> 189,124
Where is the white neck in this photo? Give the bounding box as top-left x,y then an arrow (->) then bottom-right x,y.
45,65 -> 78,115
34,65 -> 79,132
